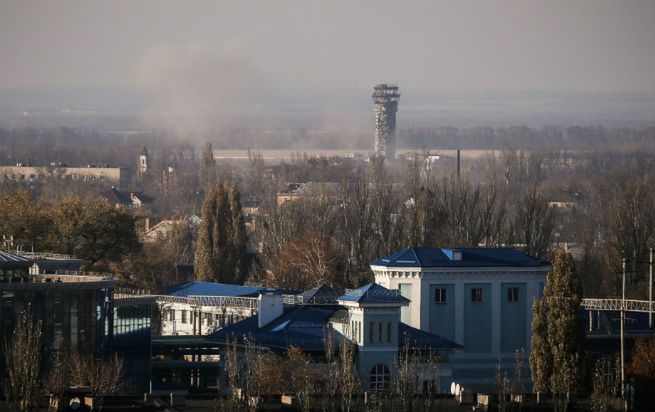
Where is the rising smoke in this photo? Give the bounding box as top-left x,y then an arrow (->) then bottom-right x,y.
136,43 -> 268,137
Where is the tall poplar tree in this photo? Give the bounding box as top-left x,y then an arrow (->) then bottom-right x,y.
544,248 -> 585,403
212,182 -> 230,282
529,297 -> 551,403
194,186 -> 217,280
199,142 -> 216,188
228,183 -> 247,284
194,182 -> 247,283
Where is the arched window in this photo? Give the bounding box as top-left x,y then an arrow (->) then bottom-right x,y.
370,364 -> 390,391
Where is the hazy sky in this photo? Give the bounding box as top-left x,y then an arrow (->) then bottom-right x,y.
1,0 -> 654,93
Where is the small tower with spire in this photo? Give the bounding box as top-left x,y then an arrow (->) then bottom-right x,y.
138,145 -> 150,175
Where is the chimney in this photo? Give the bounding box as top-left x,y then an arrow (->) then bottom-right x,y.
258,293 -> 284,328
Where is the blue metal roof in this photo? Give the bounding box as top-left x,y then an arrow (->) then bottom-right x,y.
0,251 -> 33,269
337,283 -> 410,304
208,304 -> 460,351
399,323 -> 462,349
208,305 -> 341,351
371,247 -> 550,268
298,284 -> 342,304
165,281 -> 269,298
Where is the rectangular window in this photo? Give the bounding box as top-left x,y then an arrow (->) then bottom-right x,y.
181,310 -> 187,324
387,321 -> 392,343
369,321 -> 374,343
378,322 -> 383,343
435,288 -> 447,304
471,288 -> 483,303
508,287 -> 519,303
359,321 -> 362,343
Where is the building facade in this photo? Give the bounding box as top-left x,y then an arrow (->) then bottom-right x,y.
371,247 -> 550,390
157,282 -> 269,336
0,165 -> 128,186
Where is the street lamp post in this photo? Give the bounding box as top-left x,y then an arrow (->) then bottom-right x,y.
620,258 -> 626,404
650,248 -> 653,331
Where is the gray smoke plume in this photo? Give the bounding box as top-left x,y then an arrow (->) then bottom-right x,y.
136,43 -> 267,135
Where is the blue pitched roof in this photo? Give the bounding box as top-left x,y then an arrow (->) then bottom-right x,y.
0,251 -> 33,269
208,305 -> 342,351
208,304 -> 460,351
338,283 -> 410,304
298,284 -> 342,304
399,323 -> 462,349
371,247 -> 549,268
165,281 -> 269,298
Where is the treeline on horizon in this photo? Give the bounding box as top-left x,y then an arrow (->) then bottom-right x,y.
1,125 -> 655,159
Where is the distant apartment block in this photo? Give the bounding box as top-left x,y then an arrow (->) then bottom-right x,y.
0,164 -> 128,186
276,182 -> 340,205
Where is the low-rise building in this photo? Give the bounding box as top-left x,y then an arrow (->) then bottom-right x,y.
370,247 -> 550,390
105,188 -> 152,209
157,281 -> 274,336
276,182 -> 340,205
0,165 -> 128,186
208,283 -> 461,392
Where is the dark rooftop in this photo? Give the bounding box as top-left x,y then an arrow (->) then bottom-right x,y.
371,247 -> 550,268
0,251 -> 33,269
165,281 -> 271,298
338,283 -> 410,304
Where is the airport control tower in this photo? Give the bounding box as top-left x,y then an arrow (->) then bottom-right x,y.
373,84 -> 400,160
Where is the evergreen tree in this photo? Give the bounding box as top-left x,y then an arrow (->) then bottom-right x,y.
227,183 -> 247,283
199,142 -> 216,187
212,182 -> 230,282
544,248 -> 585,403
529,297 -> 551,403
194,186 -> 216,280
194,182 -> 247,283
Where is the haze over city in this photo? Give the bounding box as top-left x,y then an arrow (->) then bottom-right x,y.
1,0 -> 654,133
1,1 -> 655,411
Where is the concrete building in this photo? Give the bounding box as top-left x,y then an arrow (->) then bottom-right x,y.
370,247 -> 550,390
157,282 -> 274,336
208,283 -> 460,392
0,165 -> 128,186
373,84 -> 400,160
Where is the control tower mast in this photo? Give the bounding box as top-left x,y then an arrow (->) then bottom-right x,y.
372,84 -> 400,160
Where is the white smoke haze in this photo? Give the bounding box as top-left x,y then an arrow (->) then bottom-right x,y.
136,43 -> 268,135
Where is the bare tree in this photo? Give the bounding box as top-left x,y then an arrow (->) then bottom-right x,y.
422,350 -> 440,412
394,336 -> 420,412
286,346 -> 313,412
68,353 -> 124,410
591,356 -> 620,412
339,324 -> 359,412
3,308 -> 43,412
511,348 -> 526,410
495,360 -> 510,412
610,174 -> 654,285
44,351 -> 69,410
512,184 -> 554,258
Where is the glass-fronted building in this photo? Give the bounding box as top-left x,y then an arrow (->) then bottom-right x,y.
1,251 -> 155,394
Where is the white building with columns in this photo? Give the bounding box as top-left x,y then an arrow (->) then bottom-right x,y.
371,247 -> 550,390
